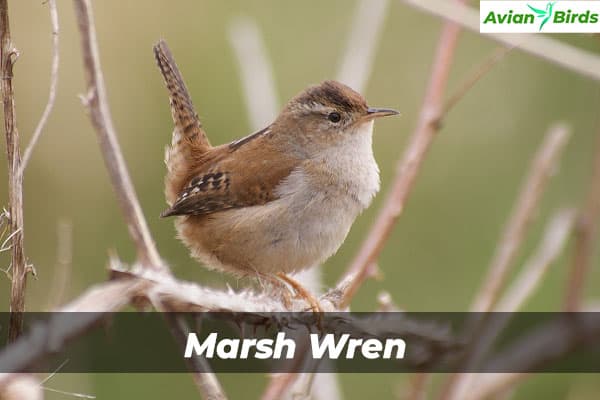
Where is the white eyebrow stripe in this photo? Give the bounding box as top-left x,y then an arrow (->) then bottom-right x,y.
298,101 -> 332,114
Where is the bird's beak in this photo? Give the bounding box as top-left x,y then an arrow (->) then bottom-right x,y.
365,107 -> 400,120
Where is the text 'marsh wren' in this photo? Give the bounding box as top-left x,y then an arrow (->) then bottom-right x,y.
154,40 -> 398,310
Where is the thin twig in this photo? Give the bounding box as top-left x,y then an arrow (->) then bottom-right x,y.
336,0 -> 390,93
1,0 -> 28,343
467,313 -> 600,400
400,0 -> 600,82
72,5 -> 224,396
227,16 -> 279,131
0,279 -> 145,384
338,0 -> 468,310
449,209 -> 575,400
470,123 -> 571,313
72,0 -> 165,271
47,219 -> 73,309
497,209 -> 575,312
443,45 -> 513,116
160,305 -> 228,400
21,0 -> 59,171
441,124 -> 571,400
564,126 -> 600,311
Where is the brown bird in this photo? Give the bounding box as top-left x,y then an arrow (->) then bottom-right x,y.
154,40 -> 398,310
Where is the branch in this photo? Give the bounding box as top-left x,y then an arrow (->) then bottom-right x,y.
160,305 -> 228,400
72,0 -> 164,271
467,313 -> 600,400
336,0 -> 389,93
72,4 -> 224,396
497,209 -> 575,313
1,0 -> 28,343
440,124 -> 571,400
446,209 -> 576,400
564,127 -> 600,311
21,0 -> 59,171
442,45 -> 513,116
399,0 -> 600,83
0,279 -> 144,384
337,0 -> 467,310
0,266 -> 457,380
470,123 -> 571,313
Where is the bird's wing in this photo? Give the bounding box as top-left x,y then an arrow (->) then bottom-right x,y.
527,4 -> 547,16
161,130 -> 300,217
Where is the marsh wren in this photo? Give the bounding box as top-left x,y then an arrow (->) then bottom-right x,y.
154,40 -> 398,309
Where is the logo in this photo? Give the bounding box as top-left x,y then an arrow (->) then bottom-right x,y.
480,1 -> 600,33
527,2 -> 555,31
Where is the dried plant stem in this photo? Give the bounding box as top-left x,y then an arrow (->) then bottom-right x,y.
447,210 -> 575,400
564,127 -> 600,311
497,209 -> 575,313
46,219 -> 73,309
72,2 -> 224,396
338,0 -> 467,310
468,313 -> 600,400
400,0 -> 600,82
1,0 -> 27,343
162,308 -> 228,400
441,124 -> 571,400
73,0 -> 164,271
443,45 -> 513,116
21,0 -> 59,171
470,123 -> 571,314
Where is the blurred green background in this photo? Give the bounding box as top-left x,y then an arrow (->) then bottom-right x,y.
1,0 -> 599,398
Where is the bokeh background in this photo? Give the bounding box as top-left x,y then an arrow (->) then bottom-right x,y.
1,0 -> 599,398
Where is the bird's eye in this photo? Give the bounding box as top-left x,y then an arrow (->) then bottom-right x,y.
328,112 -> 341,123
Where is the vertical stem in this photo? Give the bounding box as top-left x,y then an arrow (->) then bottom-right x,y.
339,6 -> 465,309
1,0 -> 27,343
564,127 -> 600,311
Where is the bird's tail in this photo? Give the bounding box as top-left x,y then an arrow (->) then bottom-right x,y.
154,40 -> 211,204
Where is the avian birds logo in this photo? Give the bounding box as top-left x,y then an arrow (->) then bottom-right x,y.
528,2 -> 556,31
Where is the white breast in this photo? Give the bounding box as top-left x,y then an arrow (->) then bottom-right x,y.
267,121 -> 380,272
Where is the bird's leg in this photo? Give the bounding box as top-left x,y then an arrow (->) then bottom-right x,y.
276,272 -> 323,314
256,272 -> 295,308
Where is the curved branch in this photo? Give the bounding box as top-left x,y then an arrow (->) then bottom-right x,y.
73,0 -> 165,271
21,0 -> 59,172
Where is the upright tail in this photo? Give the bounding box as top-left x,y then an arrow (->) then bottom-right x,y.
153,40 -> 210,149
154,40 -> 211,204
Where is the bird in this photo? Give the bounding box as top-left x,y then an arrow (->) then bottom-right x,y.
153,40 -> 398,311
528,2 -> 555,31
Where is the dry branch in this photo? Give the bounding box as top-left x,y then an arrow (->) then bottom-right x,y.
0,279 -> 142,383
564,127 -> 600,311
441,124 -> 571,400
72,2 -> 225,396
338,0 -> 467,311
470,123 -> 571,313
447,210 -> 575,400
468,313 -> 600,400
73,0 -> 164,271
497,209 -> 575,313
0,265 -> 457,380
21,0 -> 59,172
1,0 -> 28,343
400,0 -> 600,82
